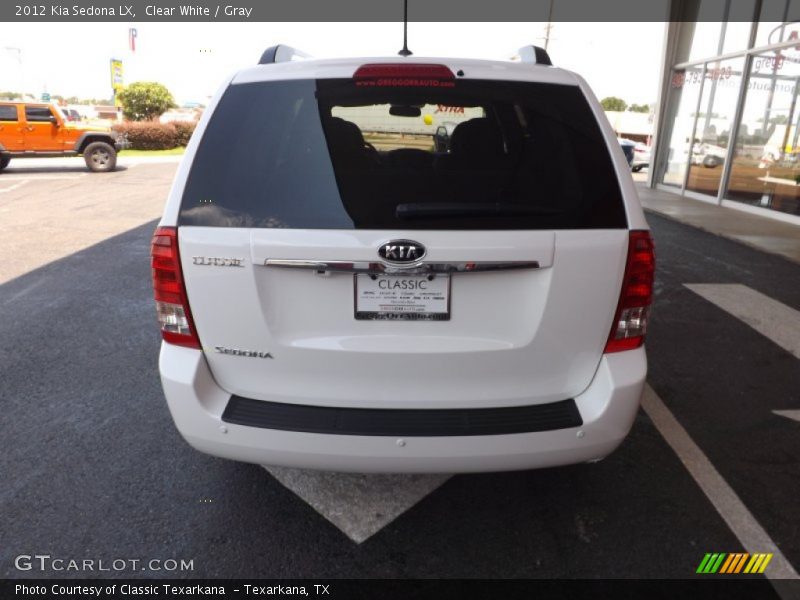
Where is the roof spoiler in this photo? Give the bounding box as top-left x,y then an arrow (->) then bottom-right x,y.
517,45 -> 552,66
258,44 -> 312,65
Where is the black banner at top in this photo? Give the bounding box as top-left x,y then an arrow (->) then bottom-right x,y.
0,0 -> 736,23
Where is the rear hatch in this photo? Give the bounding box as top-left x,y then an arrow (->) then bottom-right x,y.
176,64 -> 630,409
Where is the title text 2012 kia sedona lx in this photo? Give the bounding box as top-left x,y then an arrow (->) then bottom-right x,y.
151,45 -> 654,473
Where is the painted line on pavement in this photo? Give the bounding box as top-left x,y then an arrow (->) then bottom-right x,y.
685,283 -> 800,360
0,174 -> 87,181
642,384 -> 799,586
0,180 -> 29,193
264,466 -> 450,543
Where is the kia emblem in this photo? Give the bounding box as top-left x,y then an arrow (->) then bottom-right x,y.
378,240 -> 426,264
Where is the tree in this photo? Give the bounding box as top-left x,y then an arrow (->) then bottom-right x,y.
628,103 -> 651,113
117,82 -> 176,121
600,96 -> 627,111
0,91 -> 22,100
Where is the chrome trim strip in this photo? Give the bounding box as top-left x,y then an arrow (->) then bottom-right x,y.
262,259 -> 541,274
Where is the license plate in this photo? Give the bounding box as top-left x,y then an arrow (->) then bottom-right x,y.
354,274 -> 450,321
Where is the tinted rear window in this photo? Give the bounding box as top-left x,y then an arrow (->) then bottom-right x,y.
180,78 -> 626,230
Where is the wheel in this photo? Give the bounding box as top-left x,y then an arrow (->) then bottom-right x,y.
83,141 -> 117,172
0,156 -> 9,173
703,155 -> 721,168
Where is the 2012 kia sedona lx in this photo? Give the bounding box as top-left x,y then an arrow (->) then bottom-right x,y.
152,45 -> 654,473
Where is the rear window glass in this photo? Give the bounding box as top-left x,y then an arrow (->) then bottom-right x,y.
179,78 -> 626,230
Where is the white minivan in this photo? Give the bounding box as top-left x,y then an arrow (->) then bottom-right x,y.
152,45 -> 654,473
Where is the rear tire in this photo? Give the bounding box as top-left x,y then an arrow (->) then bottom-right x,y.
0,156 -> 9,173
83,142 -> 117,172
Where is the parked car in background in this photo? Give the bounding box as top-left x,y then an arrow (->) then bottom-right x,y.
619,138 -> 651,172
692,142 -> 727,168
618,138 -> 635,166
632,143 -> 651,172
0,101 -> 127,172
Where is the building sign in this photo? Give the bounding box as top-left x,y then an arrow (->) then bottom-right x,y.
671,67 -> 732,88
434,105 -> 465,114
110,58 -> 124,105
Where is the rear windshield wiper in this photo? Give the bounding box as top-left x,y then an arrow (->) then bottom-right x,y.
396,202 -> 562,219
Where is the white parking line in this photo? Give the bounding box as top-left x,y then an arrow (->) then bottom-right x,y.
642,384 -> 799,585
264,466 -> 449,543
685,283 -> 800,360
0,180 -> 28,193
0,174 -> 87,181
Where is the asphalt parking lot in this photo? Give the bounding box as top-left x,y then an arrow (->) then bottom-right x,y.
0,161 -> 798,587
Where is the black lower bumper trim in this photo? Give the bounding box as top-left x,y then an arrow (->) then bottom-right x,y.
221,396 -> 583,437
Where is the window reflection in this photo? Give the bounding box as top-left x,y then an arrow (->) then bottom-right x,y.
686,58 -> 744,196
727,48 -> 800,216
659,0 -> 800,219
661,66 -> 704,187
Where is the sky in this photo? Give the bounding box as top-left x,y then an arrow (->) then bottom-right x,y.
0,22 -> 666,106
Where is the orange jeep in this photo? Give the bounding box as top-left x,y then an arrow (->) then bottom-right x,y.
0,102 -> 127,173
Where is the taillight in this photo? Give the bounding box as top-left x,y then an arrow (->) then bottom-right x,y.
604,230 -> 655,353
150,226 -> 200,349
353,63 -> 455,87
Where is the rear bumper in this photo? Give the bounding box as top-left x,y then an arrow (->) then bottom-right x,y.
159,344 -> 646,473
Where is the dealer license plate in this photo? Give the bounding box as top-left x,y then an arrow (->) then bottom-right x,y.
354,274 -> 450,321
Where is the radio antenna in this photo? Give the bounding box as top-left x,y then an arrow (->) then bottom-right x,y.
398,0 -> 412,56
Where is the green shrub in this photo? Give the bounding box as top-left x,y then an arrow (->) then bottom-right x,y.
172,121 -> 197,147
113,121 -> 196,150
113,122 -> 176,150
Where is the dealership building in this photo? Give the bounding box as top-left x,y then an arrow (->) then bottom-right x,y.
650,0 -> 800,225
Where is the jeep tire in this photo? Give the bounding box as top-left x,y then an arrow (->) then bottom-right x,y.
0,156 -> 9,173
84,141 -> 117,172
